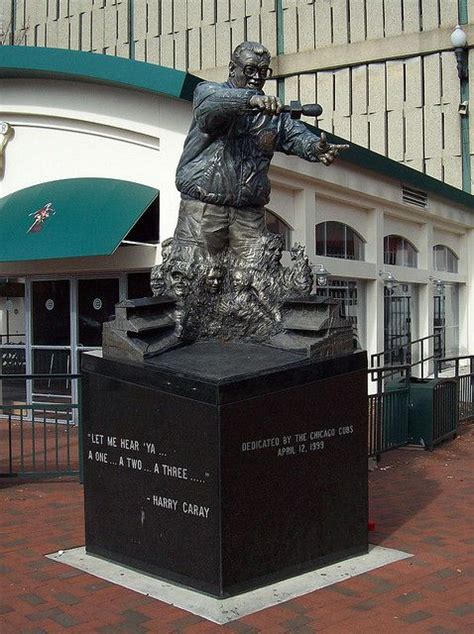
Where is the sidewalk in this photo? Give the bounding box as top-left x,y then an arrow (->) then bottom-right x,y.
1,423 -> 473,633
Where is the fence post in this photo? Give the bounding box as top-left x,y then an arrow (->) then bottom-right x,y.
78,376 -> 84,485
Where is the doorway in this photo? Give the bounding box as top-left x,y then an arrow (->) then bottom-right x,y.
384,286 -> 412,366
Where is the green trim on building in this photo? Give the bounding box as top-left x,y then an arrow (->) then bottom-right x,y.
458,0 -> 471,192
276,0 -> 284,56
0,45 -> 473,210
0,46 -> 201,101
276,0 -> 285,102
0,178 -> 159,262
458,0 -> 468,25
309,126 -> 474,210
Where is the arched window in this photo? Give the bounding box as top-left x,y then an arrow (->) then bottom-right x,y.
433,245 -> 458,273
384,235 -> 418,267
315,221 -> 365,260
265,210 -> 291,249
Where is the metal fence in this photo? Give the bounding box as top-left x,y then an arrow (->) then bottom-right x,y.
0,373 -> 81,478
432,381 -> 459,443
436,355 -> 474,423
368,366 -> 410,458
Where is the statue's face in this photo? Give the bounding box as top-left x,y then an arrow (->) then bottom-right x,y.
205,267 -> 224,294
232,269 -> 248,292
161,243 -> 172,262
170,270 -> 189,297
230,50 -> 272,91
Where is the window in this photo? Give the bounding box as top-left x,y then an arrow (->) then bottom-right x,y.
315,221 -> 365,260
78,278 -> 120,346
384,235 -> 417,267
265,210 -> 291,249
433,245 -> 458,273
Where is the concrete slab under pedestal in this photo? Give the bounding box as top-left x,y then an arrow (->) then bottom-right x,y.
47,545 -> 412,624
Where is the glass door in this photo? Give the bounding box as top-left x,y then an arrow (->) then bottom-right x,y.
434,284 -> 459,359
0,289 -> 26,406
384,286 -> 412,366
31,279 -> 72,404
76,277 -> 120,367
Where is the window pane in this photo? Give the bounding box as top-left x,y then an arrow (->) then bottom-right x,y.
32,349 -> 71,399
316,222 -> 364,261
346,227 -> 365,260
32,280 -> 70,345
385,235 -> 416,267
265,210 -> 291,249
405,242 -> 417,267
446,249 -> 458,273
354,233 -> 364,260
433,245 -> 445,270
315,223 -> 325,255
78,278 -> 119,346
384,235 -> 400,265
325,221 -> 345,258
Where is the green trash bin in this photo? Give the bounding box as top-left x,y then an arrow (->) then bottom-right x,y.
382,377 -> 410,452
408,377 -> 458,450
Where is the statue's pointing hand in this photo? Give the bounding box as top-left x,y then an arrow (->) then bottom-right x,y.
248,94 -> 282,116
313,132 -> 349,166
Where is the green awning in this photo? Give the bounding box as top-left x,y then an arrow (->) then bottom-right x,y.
0,178 -> 159,262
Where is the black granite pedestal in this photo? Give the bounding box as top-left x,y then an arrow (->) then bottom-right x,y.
81,343 -> 368,598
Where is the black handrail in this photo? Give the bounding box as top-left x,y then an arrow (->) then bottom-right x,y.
371,332 -> 443,378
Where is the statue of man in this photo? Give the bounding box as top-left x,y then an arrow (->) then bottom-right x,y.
173,41 -> 347,260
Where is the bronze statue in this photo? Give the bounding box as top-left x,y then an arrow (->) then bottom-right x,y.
152,41 -> 348,343
172,41 -> 347,262
103,42 -> 352,360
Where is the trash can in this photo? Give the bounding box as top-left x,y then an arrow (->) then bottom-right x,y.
381,377 -> 410,452
407,377 -> 458,450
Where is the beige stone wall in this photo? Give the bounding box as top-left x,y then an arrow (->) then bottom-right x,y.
284,51 -> 463,189
0,0 -> 471,190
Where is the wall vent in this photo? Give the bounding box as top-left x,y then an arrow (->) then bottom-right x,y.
402,185 -> 428,208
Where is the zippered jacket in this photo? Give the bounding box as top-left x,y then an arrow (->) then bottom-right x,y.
176,81 -> 322,208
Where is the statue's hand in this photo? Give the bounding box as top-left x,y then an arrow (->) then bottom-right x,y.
248,94 -> 282,116
313,132 -> 349,166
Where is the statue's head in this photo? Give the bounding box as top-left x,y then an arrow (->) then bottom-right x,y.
231,267 -> 252,292
204,264 -> 225,295
169,262 -> 191,298
228,41 -> 272,91
161,237 -> 174,263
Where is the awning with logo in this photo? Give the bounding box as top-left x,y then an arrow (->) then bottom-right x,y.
0,178 -> 159,262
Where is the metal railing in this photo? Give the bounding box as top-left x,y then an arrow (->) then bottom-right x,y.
436,355 -> 474,422
371,332 -> 442,378
368,365 -> 410,458
432,381 -> 458,443
0,373 -> 81,478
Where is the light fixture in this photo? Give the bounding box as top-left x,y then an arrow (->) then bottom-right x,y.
315,264 -> 329,287
379,270 -> 397,290
433,278 -> 445,294
451,25 -> 468,80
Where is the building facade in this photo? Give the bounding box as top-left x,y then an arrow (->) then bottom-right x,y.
1,46 -> 473,409
0,0 -> 473,192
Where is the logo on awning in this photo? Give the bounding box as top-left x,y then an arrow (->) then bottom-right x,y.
27,203 -> 55,234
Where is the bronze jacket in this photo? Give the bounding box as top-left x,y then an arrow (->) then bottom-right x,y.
175,81 -> 321,209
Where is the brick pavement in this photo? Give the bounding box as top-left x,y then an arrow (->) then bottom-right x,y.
1,422 -> 473,633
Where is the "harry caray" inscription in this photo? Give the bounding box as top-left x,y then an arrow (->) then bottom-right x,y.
86,431 -> 211,520
152,496 -> 210,518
